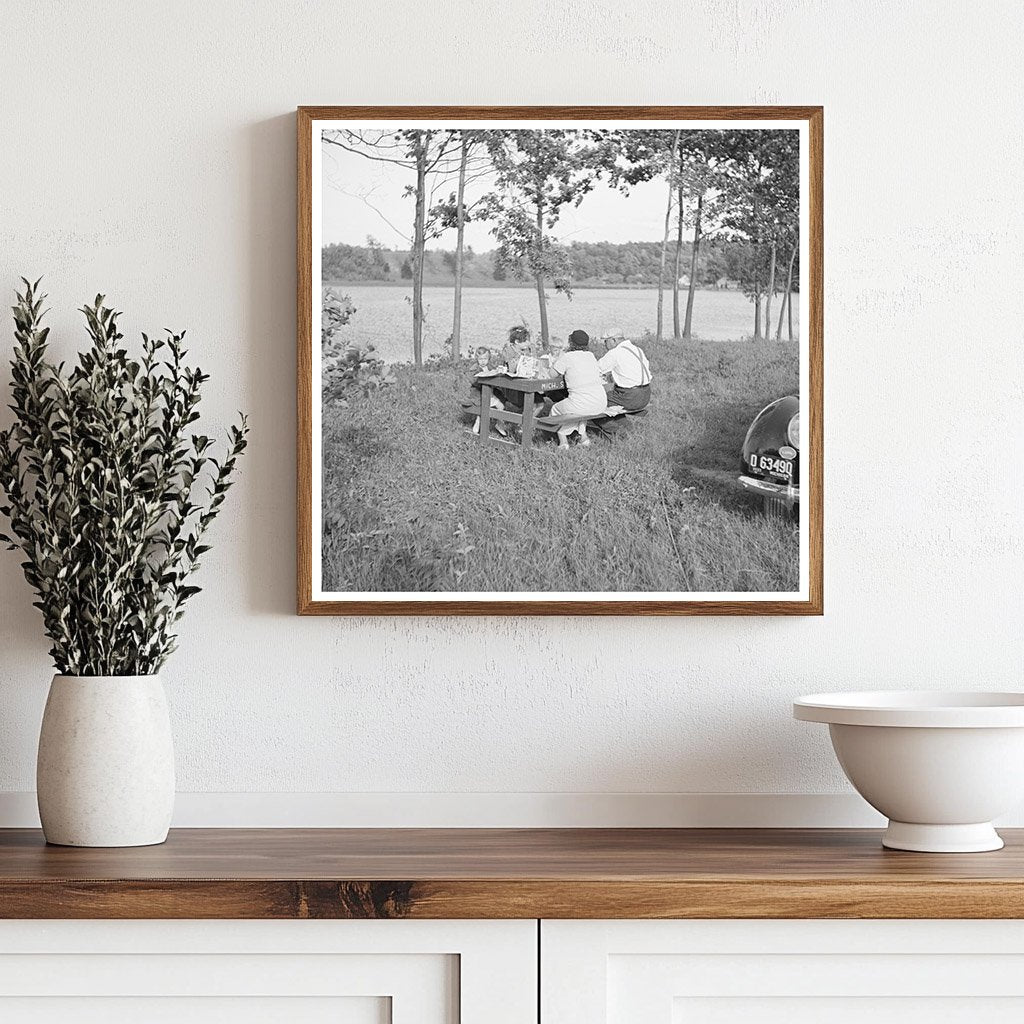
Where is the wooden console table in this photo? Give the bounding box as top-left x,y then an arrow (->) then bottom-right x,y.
4,828 -> 1024,1020
2,826 -> 1023,919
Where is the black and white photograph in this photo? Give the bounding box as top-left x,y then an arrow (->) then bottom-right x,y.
300,109 -> 822,613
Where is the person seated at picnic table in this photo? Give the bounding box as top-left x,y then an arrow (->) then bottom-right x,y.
497,324 -> 536,413
500,324 -> 532,374
545,329 -> 607,448
462,346 -> 509,437
597,328 -> 652,411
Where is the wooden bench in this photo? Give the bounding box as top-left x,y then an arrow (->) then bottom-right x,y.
533,407 -> 628,432
463,375 -> 647,449
535,407 -> 648,443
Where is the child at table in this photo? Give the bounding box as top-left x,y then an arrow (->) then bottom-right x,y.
462,346 -> 508,436
472,345 -> 494,375
538,338 -> 566,379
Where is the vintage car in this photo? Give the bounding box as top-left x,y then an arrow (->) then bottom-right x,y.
739,396 -> 800,517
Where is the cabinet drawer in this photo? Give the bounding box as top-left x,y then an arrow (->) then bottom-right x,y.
0,920 -> 536,1024
543,920 -> 1024,1024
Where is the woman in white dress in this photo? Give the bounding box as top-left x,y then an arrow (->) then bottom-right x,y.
549,329 -> 607,448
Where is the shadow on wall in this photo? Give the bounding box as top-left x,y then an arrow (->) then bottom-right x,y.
0,573 -> 50,670
243,114 -> 298,617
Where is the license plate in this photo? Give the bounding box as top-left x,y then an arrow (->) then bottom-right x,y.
749,453 -> 793,479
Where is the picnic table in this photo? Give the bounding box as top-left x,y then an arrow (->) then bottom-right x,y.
468,373 -> 640,449
472,373 -> 567,450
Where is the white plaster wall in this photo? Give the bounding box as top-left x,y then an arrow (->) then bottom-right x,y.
0,0 -> 1021,823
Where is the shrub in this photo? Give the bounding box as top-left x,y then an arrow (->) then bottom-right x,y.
321,288 -> 394,402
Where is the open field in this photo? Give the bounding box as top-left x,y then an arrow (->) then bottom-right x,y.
324,284 -> 799,365
321,337 -> 800,594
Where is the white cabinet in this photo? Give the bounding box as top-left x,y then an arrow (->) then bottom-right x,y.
0,920 -> 536,1024
9,916 -> 1024,1022
542,920 -> 1024,1024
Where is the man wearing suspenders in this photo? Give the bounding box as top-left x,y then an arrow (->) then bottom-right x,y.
597,328 -> 653,412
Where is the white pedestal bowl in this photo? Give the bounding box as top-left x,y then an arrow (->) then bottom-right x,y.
794,691 -> 1024,852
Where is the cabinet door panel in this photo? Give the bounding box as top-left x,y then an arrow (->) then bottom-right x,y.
677,997 -> 1024,1024
0,919 -> 535,1024
0,996 -> 389,1024
543,920 -> 1024,1024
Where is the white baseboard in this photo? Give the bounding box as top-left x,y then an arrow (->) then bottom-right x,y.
0,791 -> 885,828
3,791 -> 1021,829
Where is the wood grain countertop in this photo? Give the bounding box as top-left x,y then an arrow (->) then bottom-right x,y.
1,827 -> 1023,919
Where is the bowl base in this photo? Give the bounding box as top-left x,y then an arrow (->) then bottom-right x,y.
882,821 -> 1004,853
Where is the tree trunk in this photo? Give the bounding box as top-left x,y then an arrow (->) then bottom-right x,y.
535,200 -> 550,351
752,193 -> 762,340
776,242 -> 797,341
775,287 -> 788,343
764,235 -> 777,342
788,272 -> 795,341
672,185 -> 684,339
656,130 -> 681,343
411,133 -> 428,367
451,135 -> 469,362
683,191 -> 703,340
535,273 -> 549,351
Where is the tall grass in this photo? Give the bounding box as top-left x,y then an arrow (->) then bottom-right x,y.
321,338 -> 799,593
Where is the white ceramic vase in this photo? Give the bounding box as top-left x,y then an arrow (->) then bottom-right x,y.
36,675 -> 175,847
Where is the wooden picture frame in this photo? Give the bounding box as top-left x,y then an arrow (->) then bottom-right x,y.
298,106 -> 822,615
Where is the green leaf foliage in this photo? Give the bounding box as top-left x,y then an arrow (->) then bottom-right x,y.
0,279 -> 249,676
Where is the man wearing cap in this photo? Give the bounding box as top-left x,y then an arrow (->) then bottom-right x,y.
597,329 -> 652,411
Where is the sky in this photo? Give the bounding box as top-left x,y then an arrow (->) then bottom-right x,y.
320,132 -> 672,252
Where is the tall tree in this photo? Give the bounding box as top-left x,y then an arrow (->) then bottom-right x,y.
771,166 -> 800,343
430,131 -> 492,361
410,132 -> 428,365
776,242 -> 798,341
788,247 -> 797,341
614,130 -> 695,341
672,185 -> 685,339
764,234 -> 777,341
681,192 -> 703,338
678,132 -> 729,339
655,130 -> 681,342
322,129 -> 456,366
451,136 -> 469,359
717,129 -> 799,341
482,130 -> 609,350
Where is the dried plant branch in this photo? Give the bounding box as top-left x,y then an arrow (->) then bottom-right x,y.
0,279 -> 249,675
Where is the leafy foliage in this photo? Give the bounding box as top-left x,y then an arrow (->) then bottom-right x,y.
489,204 -> 575,297
321,287 -> 395,403
321,287 -> 357,345
0,280 -> 248,676
480,130 -> 611,298
715,129 -> 800,308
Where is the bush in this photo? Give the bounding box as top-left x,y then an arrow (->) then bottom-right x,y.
321,288 -> 394,403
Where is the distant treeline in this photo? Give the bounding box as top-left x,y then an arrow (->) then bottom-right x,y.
322,238 -> 765,289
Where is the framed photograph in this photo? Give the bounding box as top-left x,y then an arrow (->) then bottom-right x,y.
298,106 -> 822,615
